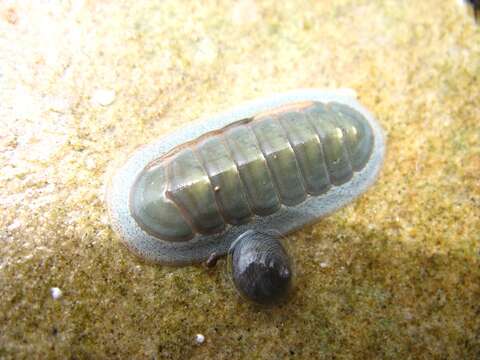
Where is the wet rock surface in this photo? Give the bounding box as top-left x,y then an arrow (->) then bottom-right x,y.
1,1 -> 479,358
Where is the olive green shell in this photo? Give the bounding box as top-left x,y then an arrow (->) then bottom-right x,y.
106,89 -> 385,265
130,101 -> 373,242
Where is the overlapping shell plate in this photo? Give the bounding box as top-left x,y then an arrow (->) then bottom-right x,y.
107,90 -> 386,265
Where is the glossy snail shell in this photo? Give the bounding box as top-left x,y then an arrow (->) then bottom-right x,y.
106,89 -> 385,265
228,230 -> 293,305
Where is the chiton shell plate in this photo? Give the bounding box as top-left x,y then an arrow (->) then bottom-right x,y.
106,89 -> 386,265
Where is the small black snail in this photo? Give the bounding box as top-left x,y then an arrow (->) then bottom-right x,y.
228,230 -> 293,305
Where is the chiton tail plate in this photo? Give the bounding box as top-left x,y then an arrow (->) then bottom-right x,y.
107,89 -> 386,265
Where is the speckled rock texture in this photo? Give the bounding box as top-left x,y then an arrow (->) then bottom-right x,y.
1,1 -> 479,359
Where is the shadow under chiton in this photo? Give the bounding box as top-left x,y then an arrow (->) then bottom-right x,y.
107,89 -> 385,267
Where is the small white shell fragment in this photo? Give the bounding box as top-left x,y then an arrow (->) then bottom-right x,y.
195,333 -> 205,344
7,219 -> 22,231
50,287 -> 63,300
92,89 -> 116,106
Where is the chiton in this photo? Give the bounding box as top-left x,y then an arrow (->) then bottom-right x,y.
107,89 -> 385,265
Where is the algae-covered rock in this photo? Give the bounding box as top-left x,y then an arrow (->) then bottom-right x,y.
1,1 -> 479,358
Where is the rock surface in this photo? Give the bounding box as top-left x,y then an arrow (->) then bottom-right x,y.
1,1 -> 479,358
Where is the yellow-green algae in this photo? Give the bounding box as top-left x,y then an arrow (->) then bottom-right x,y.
1,0 -> 479,358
